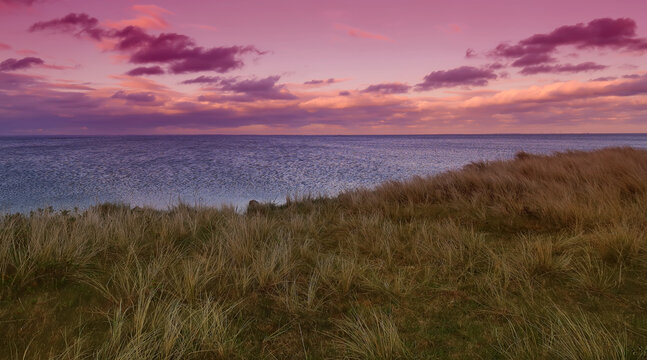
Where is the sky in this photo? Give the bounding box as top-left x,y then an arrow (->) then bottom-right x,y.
0,0 -> 646,135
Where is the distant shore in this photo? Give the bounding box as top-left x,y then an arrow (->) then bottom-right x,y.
2,147 -> 647,359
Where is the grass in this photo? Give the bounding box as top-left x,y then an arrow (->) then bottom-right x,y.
1,146 -> 647,359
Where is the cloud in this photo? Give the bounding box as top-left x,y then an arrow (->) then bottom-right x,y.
592,76 -> 617,82
2,75 -> 647,134
489,18 -> 647,74
516,18 -> 647,51
511,53 -> 556,67
361,82 -> 410,94
30,13 -> 263,74
181,75 -> 221,84
0,57 -> 44,71
107,5 -> 172,30
213,76 -> 298,101
126,66 -> 165,76
465,48 -> 477,58
462,75 -> 647,107
338,91 -> 351,96
29,13 -> 105,40
304,78 -> 337,85
0,71 -> 40,89
415,66 -> 498,91
519,62 -> 607,75
334,24 -> 392,41
0,43 -> 11,51
111,90 -> 156,103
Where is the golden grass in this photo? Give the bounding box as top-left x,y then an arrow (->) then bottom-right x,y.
1,147 -> 647,359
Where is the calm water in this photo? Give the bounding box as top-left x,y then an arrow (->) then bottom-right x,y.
1,134 -> 647,213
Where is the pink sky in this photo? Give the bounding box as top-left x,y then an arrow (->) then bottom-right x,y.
0,0 -> 646,134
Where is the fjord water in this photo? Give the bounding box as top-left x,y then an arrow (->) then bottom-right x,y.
1,134 -> 646,213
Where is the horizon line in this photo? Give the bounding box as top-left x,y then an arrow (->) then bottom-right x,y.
1,132 -> 647,137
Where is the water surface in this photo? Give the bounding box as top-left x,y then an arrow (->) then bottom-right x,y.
1,134 -> 646,212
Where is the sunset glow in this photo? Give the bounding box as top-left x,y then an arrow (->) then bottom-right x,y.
1,0 -> 646,134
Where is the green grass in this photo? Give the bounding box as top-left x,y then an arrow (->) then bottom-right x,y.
1,147 -> 647,359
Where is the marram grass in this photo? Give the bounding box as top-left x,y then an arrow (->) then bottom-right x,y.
1,147 -> 647,359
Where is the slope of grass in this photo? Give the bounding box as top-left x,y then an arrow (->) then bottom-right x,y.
1,147 -> 647,359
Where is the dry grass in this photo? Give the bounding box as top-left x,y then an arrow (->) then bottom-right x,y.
1,147 -> 647,359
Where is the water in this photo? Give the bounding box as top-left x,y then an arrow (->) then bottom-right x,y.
1,134 -> 646,213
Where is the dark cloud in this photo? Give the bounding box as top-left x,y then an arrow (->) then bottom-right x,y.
111,90 -> 156,103
0,57 -> 44,71
592,76 -> 617,81
215,76 -> 297,101
518,18 -> 647,51
126,66 -> 165,76
361,82 -> 410,94
181,76 -> 221,84
486,63 -> 505,70
465,48 -> 477,58
520,62 -> 607,75
30,13 -> 262,74
338,91 -> 351,96
602,74 -> 647,96
415,66 -> 497,91
181,75 -> 221,84
29,13 -> 105,40
0,71 -> 40,89
511,53 -> 556,67
490,18 -> 647,74
304,78 -> 336,85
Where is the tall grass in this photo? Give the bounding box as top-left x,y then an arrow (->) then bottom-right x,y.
1,147 -> 647,359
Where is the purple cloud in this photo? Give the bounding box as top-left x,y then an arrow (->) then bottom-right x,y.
0,57 -> 44,71
511,53 -> 556,67
126,66 -> 165,76
111,90 -> 156,103
520,62 -> 607,75
29,13 -> 105,40
518,18 -> 647,51
0,71 -> 40,89
2,74 -> 647,134
361,82 -> 411,94
490,18 -> 647,75
481,18 -> 647,76
109,25 -> 261,73
304,78 -> 336,85
415,66 -> 498,90
219,76 -> 297,101
30,14 -> 262,74
181,76 -> 221,84
339,90 -> 351,96
198,76 -> 297,102
494,18 -> 647,61
465,48 -> 477,58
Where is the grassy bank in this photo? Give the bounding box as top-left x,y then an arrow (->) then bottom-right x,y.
1,147 -> 647,359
